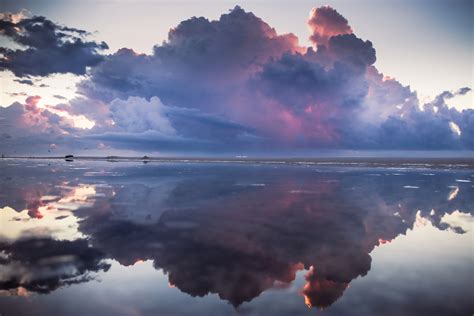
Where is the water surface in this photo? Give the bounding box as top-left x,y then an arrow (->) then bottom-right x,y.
0,159 -> 473,315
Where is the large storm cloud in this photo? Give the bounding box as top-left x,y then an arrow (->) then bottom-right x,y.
0,6 -> 472,154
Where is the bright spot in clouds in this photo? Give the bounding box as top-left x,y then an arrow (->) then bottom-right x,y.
1,72 -> 82,107
449,122 -> 461,136
48,107 -> 95,129
33,98 -> 96,129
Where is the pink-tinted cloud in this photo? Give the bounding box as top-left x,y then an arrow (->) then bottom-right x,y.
0,5 -> 472,154
308,6 -> 353,48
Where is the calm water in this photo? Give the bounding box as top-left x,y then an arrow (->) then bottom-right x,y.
0,159 -> 473,316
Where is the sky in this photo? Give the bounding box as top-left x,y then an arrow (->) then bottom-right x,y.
0,0 -> 473,156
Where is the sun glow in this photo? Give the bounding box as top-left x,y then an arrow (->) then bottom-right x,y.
45,105 -> 96,129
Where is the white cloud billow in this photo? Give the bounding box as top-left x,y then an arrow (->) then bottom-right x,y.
109,96 -> 176,135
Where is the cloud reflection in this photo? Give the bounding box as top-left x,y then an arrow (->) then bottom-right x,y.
0,162 -> 472,310
0,237 -> 110,295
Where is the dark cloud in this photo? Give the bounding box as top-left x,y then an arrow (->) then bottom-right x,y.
0,15 -> 108,77
7,92 -> 28,97
155,6 -> 300,74
302,266 -> 348,309
257,34 -> 376,112
78,96 -> 261,152
328,34 -> 376,68
13,79 -> 34,85
371,87 -> 472,150
165,102 -> 260,144
0,237 -> 110,294
251,34 -> 376,146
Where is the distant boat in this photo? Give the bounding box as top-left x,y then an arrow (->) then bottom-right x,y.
65,154 -> 74,161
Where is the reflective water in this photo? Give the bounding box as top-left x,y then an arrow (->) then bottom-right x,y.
0,159 -> 473,316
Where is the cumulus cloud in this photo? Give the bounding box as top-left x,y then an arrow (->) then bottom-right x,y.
0,14 -> 108,77
307,6 -> 353,47
109,97 -> 176,134
1,5 -> 472,154
75,6 -> 379,149
0,96 -> 100,155
84,96 -> 260,152
0,96 -> 60,135
257,34 -> 375,125
78,6 -> 301,109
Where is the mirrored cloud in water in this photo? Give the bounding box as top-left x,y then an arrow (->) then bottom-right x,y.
0,161 -> 472,313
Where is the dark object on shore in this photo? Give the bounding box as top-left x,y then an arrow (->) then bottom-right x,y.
106,156 -> 119,162
65,154 -> 74,162
1,154 -> 5,158
142,156 -> 150,160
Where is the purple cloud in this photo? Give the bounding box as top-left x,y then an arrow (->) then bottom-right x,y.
0,6 -> 472,154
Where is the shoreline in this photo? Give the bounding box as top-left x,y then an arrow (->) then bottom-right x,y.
2,156 -> 474,169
